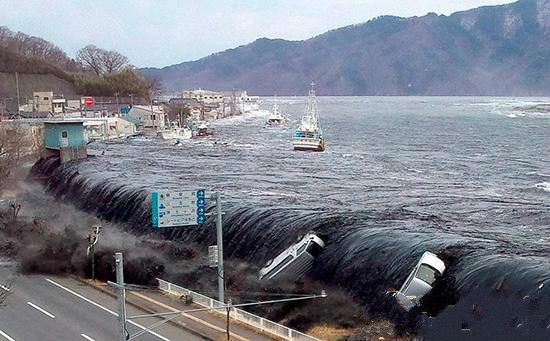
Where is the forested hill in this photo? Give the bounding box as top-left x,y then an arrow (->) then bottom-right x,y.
0,26 -> 150,99
142,0 -> 550,96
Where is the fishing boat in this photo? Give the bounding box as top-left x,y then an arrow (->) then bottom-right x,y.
291,83 -> 325,152
194,121 -> 213,137
266,104 -> 288,127
157,122 -> 192,140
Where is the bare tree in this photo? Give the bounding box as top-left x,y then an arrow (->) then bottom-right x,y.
0,26 -> 71,68
145,75 -> 163,98
101,50 -> 129,73
0,123 -> 33,190
76,45 -> 104,75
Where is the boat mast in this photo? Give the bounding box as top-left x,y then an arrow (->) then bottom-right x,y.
306,82 -> 318,125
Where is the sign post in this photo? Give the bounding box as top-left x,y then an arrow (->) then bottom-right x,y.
83,97 -> 94,107
151,190 -> 206,228
214,192 -> 225,304
151,189 -> 224,302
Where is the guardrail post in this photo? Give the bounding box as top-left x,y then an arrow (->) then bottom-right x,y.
288,328 -> 292,341
260,318 -> 264,331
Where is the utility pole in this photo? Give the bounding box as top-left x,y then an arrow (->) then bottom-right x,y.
14,72 -> 20,113
115,92 -> 120,116
86,225 -> 102,281
115,253 -> 128,341
214,192 -> 225,304
226,298 -> 232,341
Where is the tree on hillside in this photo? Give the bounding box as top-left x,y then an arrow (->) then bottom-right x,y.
76,45 -> 105,75
76,45 -> 130,75
144,75 -> 163,98
101,50 -> 129,73
0,26 -> 73,69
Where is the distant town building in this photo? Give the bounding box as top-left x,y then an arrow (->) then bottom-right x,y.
181,89 -> 226,104
79,117 -> 136,140
32,91 -> 67,114
128,105 -> 165,131
178,88 -> 245,119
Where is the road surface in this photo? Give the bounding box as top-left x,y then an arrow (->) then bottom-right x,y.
0,272 -> 207,341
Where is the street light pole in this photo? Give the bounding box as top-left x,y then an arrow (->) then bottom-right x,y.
214,192 -> 225,304
115,253 -> 128,341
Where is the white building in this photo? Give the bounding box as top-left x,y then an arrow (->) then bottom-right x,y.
128,105 -> 165,131
181,88 -> 227,104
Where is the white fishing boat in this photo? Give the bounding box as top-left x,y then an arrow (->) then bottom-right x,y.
157,122 -> 192,140
291,83 -> 325,152
266,104 -> 288,127
193,121 -> 214,137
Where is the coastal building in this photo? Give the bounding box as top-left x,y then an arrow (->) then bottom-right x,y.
128,105 -> 165,131
181,89 -> 225,104
178,89 -> 243,119
17,91 -> 68,115
43,120 -> 87,163
82,117 -> 137,140
32,92 -> 67,114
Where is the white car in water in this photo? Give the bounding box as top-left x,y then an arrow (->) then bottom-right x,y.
395,251 -> 446,311
259,233 -> 325,281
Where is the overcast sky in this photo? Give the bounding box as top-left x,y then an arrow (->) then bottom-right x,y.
1,0 -> 515,68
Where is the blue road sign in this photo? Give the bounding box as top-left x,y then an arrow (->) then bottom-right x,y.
152,189 -> 206,228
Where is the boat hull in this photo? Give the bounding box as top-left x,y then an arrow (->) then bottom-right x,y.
158,130 -> 192,140
292,138 -> 325,152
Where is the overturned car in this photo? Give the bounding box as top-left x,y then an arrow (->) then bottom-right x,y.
259,233 -> 325,281
395,251 -> 446,311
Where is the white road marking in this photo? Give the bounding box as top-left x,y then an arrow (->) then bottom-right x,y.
27,301 -> 55,319
45,278 -> 171,341
0,285 -> 10,292
0,329 -> 16,341
80,333 -> 95,341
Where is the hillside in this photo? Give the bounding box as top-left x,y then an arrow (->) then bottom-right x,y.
0,46 -> 77,102
142,0 -> 550,96
0,27 -> 150,101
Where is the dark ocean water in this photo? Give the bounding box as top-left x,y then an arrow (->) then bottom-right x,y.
34,97 -> 550,340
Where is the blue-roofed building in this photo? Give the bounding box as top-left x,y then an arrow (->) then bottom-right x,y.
43,120 -> 87,163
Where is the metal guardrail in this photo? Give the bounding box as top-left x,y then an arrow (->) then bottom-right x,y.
157,278 -> 321,341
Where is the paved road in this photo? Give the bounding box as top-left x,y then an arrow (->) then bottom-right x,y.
0,272 -> 207,341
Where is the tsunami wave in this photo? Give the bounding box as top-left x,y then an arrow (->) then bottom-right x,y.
30,156 -> 550,341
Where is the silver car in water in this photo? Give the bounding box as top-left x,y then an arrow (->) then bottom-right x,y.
259,233 -> 325,281
395,251 -> 446,311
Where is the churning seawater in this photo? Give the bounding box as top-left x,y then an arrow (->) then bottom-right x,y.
34,97 -> 550,341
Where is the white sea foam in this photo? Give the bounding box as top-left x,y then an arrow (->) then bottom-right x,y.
535,182 -> 550,192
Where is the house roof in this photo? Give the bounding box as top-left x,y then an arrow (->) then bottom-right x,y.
9,111 -> 53,119
44,119 -> 85,125
169,98 -> 200,105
